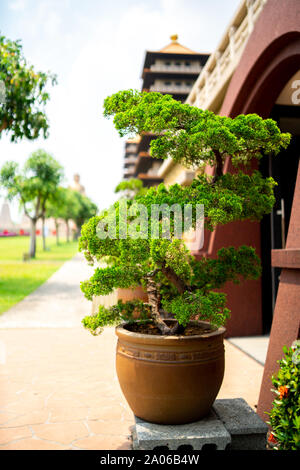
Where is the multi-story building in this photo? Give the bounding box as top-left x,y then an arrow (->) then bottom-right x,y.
122,137 -> 140,180
122,35 -> 209,187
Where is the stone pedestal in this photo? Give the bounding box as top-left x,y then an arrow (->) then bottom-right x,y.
132,398 -> 268,451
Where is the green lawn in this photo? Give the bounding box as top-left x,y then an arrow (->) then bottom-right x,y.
0,236 -> 78,314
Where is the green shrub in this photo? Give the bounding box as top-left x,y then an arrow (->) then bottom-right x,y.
267,341 -> 300,450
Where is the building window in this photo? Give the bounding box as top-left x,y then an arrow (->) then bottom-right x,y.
175,61 -> 181,67
164,61 -> 171,66
164,81 -> 171,86
185,61 -> 191,66
175,81 -> 181,87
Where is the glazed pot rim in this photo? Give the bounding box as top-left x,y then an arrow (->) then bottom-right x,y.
115,319 -> 226,345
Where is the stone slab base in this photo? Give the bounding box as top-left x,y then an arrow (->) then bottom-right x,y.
132,398 -> 268,451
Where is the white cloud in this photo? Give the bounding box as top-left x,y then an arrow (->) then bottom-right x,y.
8,0 -> 27,11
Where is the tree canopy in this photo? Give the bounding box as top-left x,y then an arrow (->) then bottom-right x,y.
0,149 -> 64,257
0,34 -> 56,142
46,187 -> 98,241
72,191 -> 98,238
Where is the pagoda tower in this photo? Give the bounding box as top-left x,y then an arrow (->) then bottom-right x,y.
122,35 -> 209,186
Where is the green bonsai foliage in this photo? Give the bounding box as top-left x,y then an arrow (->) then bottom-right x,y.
267,342 -> 300,450
80,90 -> 290,336
115,178 -> 147,199
103,90 -> 290,174
82,300 -> 150,336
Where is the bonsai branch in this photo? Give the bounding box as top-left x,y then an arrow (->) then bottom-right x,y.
146,274 -> 179,335
212,149 -> 224,184
160,261 -> 189,295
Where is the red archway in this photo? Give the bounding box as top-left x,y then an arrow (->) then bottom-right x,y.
210,0 -> 300,419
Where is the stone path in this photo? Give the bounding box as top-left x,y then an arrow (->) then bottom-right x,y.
0,253 -> 93,328
0,254 -> 265,450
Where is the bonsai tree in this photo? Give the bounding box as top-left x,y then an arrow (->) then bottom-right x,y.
80,90 -> 290,336
0,34 -> 56,142
0,149 -> 64,257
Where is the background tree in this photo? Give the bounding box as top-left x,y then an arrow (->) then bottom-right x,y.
114,178 -> 146,199
72,191 -> 98,240
45,187 -> 66,246
59,188 -> 80,243
0,34 -> 56,142
79,90 -> 290,336
0,149 -> 64,258
46,188 -> 98,243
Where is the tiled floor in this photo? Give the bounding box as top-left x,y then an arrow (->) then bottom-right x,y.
0,327 -> 133,450
228,336 -> 270,366
0,254 -> 265,450
0,327 -> 264,450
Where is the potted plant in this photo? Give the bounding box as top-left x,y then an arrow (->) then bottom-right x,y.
79,90 -> 290,425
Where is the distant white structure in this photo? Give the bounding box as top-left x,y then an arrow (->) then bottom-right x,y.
0,201 -> 16,232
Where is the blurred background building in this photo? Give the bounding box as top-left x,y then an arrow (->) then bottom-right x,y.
122,35 -> 209,187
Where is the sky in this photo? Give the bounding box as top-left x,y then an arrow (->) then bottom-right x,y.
0,0 -> 241,222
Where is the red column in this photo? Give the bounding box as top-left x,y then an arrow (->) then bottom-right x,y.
257,162 -> 300,421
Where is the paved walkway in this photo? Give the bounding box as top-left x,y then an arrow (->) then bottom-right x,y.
0,253 -> 94,328
0,254 -> 265,450
228,336 -> 269,366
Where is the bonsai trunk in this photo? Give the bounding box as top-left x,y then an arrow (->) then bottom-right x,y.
146,274 -> 179,336
212,149 -> 224,183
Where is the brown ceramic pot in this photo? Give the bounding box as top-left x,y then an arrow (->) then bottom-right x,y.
115,320 -> 226,424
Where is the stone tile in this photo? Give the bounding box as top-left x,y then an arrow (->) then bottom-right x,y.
0,426 -> 32,445
73,434 -> 132,450
0,410 -> 49,428
32,422 -> 89,445
3,397 -> 46,414
87,404 -> 126,421
0,412 -> 17,425
1,438 -> 69,450
48,406 -> 89,423
87,420 -> 133,436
